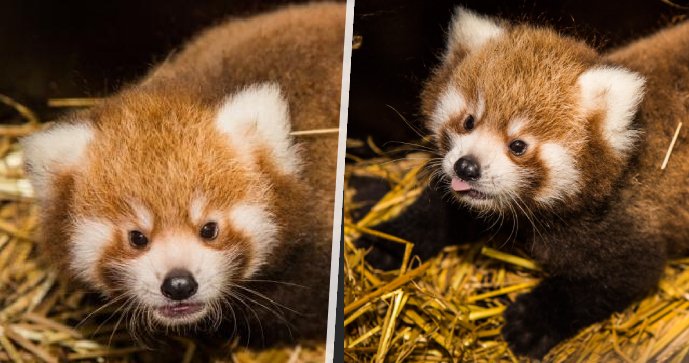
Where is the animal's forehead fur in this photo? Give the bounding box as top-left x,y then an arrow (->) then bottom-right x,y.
72,91 -> 268,223
448,26 -> 599,141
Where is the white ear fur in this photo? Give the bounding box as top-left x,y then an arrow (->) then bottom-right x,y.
578,66 -> 646,155
446,7 -> 505,57
215,83 -> 300,175
20,122 -> 93,199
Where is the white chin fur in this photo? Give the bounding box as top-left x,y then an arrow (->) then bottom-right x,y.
456,193 -> 497,210
151,305 -> 210,326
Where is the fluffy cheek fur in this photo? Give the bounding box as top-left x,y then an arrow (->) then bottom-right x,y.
70,218 -> 115,289
535,143 -> 580,205
227,202 -> 279,278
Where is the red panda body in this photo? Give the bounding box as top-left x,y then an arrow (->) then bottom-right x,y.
22,3 -> 344,345
362,9 -> 689,359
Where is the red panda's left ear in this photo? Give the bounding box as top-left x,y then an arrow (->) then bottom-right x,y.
577,66 -> 646,157
215,83 -> 301,175
445,7 -> 506,60
20,121 -> 94,199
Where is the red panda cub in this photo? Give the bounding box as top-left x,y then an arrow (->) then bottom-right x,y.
421,8 -> 689,358
21,3 -> 343,345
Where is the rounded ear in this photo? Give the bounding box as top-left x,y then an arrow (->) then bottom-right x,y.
20,121 -> 94,199
215,83 -> 301,175
577,66 -> 646,156
445,7 -> 506,59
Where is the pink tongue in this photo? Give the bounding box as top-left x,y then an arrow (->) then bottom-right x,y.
451,177 -> 472,192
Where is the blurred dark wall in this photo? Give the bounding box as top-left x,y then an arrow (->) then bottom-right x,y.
349,0 -> 689,144
0,0 -> 339,121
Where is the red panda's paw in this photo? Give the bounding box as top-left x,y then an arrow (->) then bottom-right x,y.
502,291 -> 565,359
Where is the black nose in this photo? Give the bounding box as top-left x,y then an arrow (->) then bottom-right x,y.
454,156 -> 481,181
161,269 -> 198,300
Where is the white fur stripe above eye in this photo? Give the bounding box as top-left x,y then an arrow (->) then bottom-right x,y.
70,218 -> 113,286
215,83 -> 301,175
578,66 -> 646,156
507,117 -> 528,137
189,194 -> 207,225
20,122 -> 93,199
228,202 -> 278,278
430,86 -> 466,132
127,199 -> 153,231
537,143 -> 580,204
446,6 -> 505,56
476,93 -> 486,120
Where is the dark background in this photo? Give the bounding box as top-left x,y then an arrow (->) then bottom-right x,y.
0,0 -> 336,123
348,0 -> 689,145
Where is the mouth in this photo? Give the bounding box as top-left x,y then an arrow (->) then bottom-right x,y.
450,177 -> 490,200
155,302 -> 206,321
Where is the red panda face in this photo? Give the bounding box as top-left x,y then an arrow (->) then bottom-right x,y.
431,80 -> 585,214
22,83 -> 299,328
423,8 -> 645,216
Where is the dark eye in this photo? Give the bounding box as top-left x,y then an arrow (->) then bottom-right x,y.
509,140 -> 528,155
129,230 -> 149,248
464,115 -> 475,131
200,222 -> 219,240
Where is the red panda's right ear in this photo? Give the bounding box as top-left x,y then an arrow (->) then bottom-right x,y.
445,7 -> 506,60
577,66 -> 646,158
20,121 -> 93,199
215,83 -> 301,175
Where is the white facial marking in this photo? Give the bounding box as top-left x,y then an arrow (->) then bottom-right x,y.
536,143 -> 580,204
127,200 -> 153,231
430,88 -> 486,133
71,218 -> 113,286
507,117 -> 528,137
228,202 -> 278,277
215,82 -> 301,175
476,93 -> 486,119
189,194 -> 207,225
447,6 -> 505,56
578,66 -> 645,156
430,86 -> 466,132
21,122 -> 93,199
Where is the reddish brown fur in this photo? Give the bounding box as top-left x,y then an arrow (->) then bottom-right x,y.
605,21 -> 689,254
32,2 -> 344,344
417,13 -> 689,357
